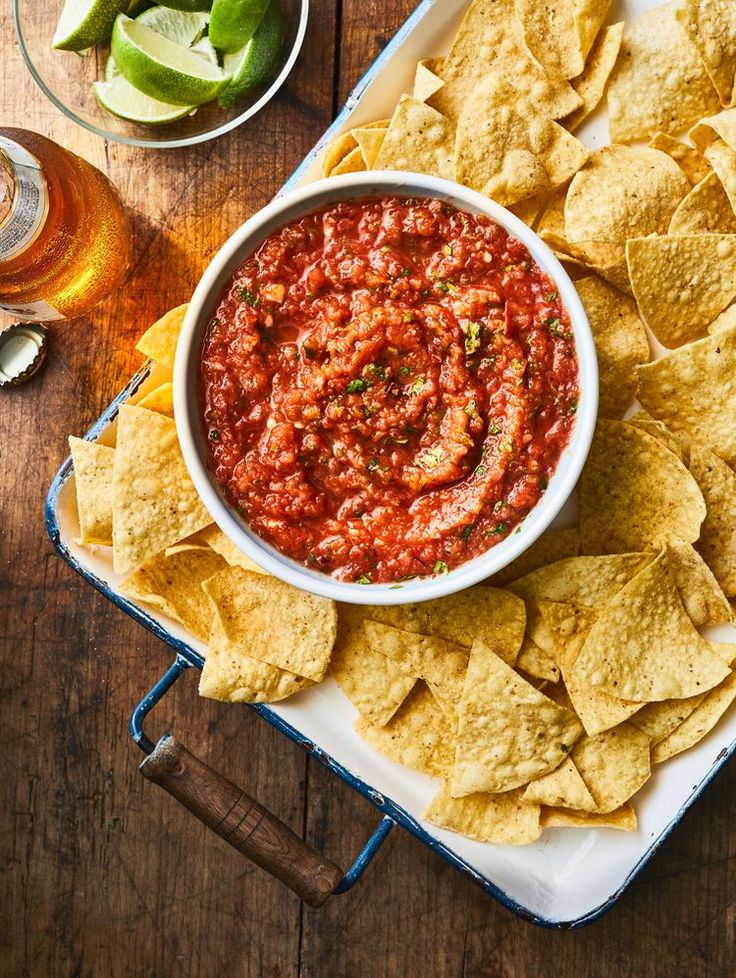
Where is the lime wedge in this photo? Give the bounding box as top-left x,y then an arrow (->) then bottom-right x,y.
136,5 -> 208,46
52,0 -> 126,51
219,0 -> 283,107
209,0 -> 269,54
93,74 -> 195,123
190,36 -> 218,64
111,14 -> 231,105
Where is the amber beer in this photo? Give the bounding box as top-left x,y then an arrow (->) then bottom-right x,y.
0,128 -> 131,321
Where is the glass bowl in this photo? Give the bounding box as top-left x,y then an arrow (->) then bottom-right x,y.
13,0 -> 309,149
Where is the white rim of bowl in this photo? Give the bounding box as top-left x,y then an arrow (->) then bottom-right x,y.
174,171 -> 598,604
12,0 -> 309,149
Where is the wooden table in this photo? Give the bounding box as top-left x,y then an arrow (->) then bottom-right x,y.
1,3 -> 735,975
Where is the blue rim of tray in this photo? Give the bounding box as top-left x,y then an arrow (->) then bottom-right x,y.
45,0 -> 736,928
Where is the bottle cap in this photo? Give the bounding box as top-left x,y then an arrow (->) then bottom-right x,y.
0,322 -> 48,387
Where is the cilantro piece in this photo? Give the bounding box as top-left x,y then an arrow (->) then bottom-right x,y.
464,399 -> 479,418
493,522 -> 507,534
433,560 -> 449,575
489,423 -> 501,435
399,267 -> 410,277
461,525 -> 473,542
399,365 -> 411,376
443,244 -> 453,256
356,574 -> 371,585
370,364 -> 388,381
417,446 -> 443,469
546,317 -> 563,337
208,429 -> 220,442
464,321 -> 483,356
410,376 -> 426,395
475,465 -> 487,477
237,286 -> 260,307
546,291 -> 558,302
366,457 -> 379,471
345,378 -> 368,394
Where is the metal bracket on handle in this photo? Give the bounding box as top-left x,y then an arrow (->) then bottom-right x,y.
129,658 -> 396,899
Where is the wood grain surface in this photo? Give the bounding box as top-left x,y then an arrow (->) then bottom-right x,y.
1,2 -> 735,976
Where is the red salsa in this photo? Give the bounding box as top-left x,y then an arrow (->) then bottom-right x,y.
200,196 -> 579,584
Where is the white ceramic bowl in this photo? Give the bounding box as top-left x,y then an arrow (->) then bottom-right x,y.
174,171 -> 598,605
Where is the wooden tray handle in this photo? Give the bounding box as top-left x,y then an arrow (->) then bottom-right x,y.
139,734 -> 344,907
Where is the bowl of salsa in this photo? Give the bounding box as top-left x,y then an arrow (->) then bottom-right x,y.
174,171 -> 598,604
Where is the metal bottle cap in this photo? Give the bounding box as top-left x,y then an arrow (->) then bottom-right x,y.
0,322 -> 48,387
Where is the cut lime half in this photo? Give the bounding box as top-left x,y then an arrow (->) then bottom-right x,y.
209,0 -> 269,53
219,0 -> 283,107
105,17 -> 216,82
93,75 -> 195,123
52,0 -> 126,51
111,14 -> 231,105
136,5 -> 208,45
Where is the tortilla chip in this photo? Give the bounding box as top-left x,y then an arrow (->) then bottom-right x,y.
571,552 -> 731,701
362,620 -> 468,707
451,639 -> 582,796
636,319 -> 736,465
575,276 -> 650,418
69,436 -> 115,546
689,447 -> 736,597
135,304 -> 188,371
439,0 -> 581,121
320,131 -> 356,178
652,670 -> 736,763
565,23 -> 624,132
510,552 -> 652,608
702,138 -> 736,214
199,615 -> 310,704
606,3 -> 720,143
489,528 -> 580,587
625,412 -> 688,464
197,524 -> 268,575
330,146 -> 366,176
454,73 -> 588,206
627,234 -> 736,348
112,405 -> 212,575
522,756 -> 597,811
677,0 -> 736,107
564,146 -> 689,263
136,381 -> 174,417
579,420 -> 705,555
508,192 -> 548,228
412,61 -> 445,102
331,606 -> 415,726
373,96 -> 454,179
630,689 -> 707,744
648,132 -> 712,186
571,724 -> 651,813
119,548 -> 226,641
515,0 -> 592,81
668,172 -> 736,235
355,683 -> 455,779
425,782 -> 541,845
515,635 -> 560,683
365,586 -> 525,665
708,303 -> 736,334
203,567 -> 336,681
660,533 -> 733,626
351,127 -> 386,169
541,804 -> 637,831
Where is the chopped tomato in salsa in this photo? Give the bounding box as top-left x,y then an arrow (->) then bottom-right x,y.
200,196 -> 579,583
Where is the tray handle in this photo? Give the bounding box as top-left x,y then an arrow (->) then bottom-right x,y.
140,733 -> 343,907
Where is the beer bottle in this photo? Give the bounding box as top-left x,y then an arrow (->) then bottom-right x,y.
0,128 -> 131,322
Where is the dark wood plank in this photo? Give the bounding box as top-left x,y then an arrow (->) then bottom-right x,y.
0,2 -> 336,974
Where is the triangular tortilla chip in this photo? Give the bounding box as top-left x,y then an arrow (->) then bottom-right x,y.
636,320 -> 736,466
136,381 -> 174,417
572,553 -> 731,701
331,606 -> 416,726
571,724 -> 651,813
69,436 -> 115,546
112,405 -> 211,574
626,234 -> 736,347
660,533 -> 733,626
320,131 -> 356,178
203,567 -> 336,681
522,756 -> 597,811
135,304 -> 188,370
329,146 -> 366,176
542,804 -> 637,831
509,553 -> 652,608
652,670 -> 736,763
678,0 -> 736,107
515,635 -> 560,683
689,447 -> 736,597
626,412 -> 687,464
355,683 -> 455,779
352,127 -> 386,169
119,547 -> 226,641
648,132 -> 712,185
579,420 -> 705,555
365,586 -> 525,665
565,22 -> 624,132
198,524 -> 268,575
451,639 -> 582,796
425,781 -> 541,845
199,615 -> 310,704
373,96 -> 455,180
668,172 -> 736,234
412,61 -> 445,102
703,139 -> 736,214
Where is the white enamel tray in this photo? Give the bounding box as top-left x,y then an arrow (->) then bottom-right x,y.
46,0 -> 736,927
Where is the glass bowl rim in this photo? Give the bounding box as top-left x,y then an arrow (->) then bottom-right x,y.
12,0 -> 310,150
